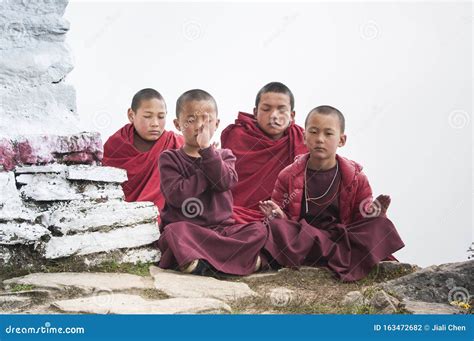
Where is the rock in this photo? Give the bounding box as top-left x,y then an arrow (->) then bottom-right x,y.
20,173 -> 123,201
0,41 -> 73,87
380,260 -> 473,304
51,294 -> 232,314
75,246 -> 161,268
42,200 -> 157,235
0,244 -> 161,273
15,164 -> 67,174
0,222 -> 50,245
118,247 -> 161,264
0,131 -> 103,171
0,246 -> 12,264
368,290 -> 400,314
401,300 -> 463,314
3,272 -> 154,292
244,271 -> 279,280
0,295 -> 32,311
268,287 -> 295,307
66,165 -> 127,183
341,291 -> 367,307
150,266 -> 257,302
0,0 -> 69,16
374,261 -> 420,278
0,289 -> 52,300
0,84 -> 80,142
0,171 -> 35,221
39,222 -> 160,259
0,14 -> 69,49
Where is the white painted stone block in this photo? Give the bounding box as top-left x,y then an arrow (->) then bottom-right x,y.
0,222 -> 50,245
66,165 -> 127,183
40,223 -> 160,259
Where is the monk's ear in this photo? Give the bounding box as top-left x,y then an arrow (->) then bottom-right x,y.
290,110 -> 295,122
127,108 -> 135,123
253,107 -> 257,116
215,118 -> 220,129
173,118 -> 181,131
338,134 -> 347,147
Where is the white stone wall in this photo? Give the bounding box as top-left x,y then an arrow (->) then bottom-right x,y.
0,0 -> 161,269
0,0 -> 80,138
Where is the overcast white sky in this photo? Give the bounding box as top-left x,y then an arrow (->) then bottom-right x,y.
64,1 -> 473,267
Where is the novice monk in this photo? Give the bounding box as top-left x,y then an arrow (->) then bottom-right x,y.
157,89 -> 267,276
103,88 -> 184,215
259,105 -> 405,282
221,82 -> 307,223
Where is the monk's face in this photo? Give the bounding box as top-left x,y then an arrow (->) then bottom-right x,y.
128,98 -> 167,141
304,113 -> 346,161
254,92 -> 295,140
174,100 -> 220,148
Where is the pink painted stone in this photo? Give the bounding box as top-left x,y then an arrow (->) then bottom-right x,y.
0,133 -> 103,171
0,138 -> 17,171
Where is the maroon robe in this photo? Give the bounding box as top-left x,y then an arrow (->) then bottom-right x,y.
264,164 -> 405,282
103,124 -> 184,215
221,112 -> 306,223
157,146 -> 268,276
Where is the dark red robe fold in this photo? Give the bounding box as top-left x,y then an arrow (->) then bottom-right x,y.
221,112 -> 306,223
102,123 -> 184,213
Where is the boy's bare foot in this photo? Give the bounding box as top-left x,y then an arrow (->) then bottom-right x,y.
254,255 -> 262,272
180,259 -> 199,273
375,194 -> 391,216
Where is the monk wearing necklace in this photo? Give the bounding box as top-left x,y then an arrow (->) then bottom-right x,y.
259,105 -> 405,282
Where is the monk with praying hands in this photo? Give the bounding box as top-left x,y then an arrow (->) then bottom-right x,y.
259,105 -> 405,282
156,89 -> 267,276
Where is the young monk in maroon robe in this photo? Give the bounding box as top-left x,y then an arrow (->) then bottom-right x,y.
259,105 -> 405,282
221,82 -> 307,224
103,89 -> 184,219
157,89 -> 267,276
